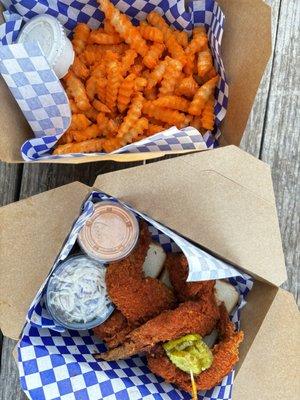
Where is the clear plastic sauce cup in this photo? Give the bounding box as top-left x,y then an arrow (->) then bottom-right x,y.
78,201 -> 140,263
46,254 -> 114,330
17,14 -> 74,79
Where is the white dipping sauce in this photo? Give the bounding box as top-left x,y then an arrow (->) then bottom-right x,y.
47,255 -> 112,327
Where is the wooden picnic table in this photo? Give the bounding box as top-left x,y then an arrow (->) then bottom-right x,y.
0,0 -> 299,398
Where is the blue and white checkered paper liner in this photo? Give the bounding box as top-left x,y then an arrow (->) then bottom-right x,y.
18,190 -> 253,400
0,0 -> 227,160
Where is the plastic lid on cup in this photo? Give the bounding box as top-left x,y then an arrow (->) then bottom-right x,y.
78,201 -> 140,263
17,14 -> 74,79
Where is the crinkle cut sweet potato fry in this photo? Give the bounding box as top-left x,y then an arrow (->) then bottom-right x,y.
122,117 -> 149,144
64,71 -> 90,111
89,30 -> 123,45
201,96 -> 215,130
188,75 -> 219,116
73,124 -> 100,142
152,95 -> 189,112
59,0 -> 219,155
173,30 -> 189,48
159,57 -> 183,97
139,22 -> 164,43
184,26 -> 207,74
84,107 -> 99,123
120,49 -> 138,76
99,0 -> 148,57
143,43 -> 165,69
53,138 -> 104,155
71,56 -> 89,80
147,12 -> 186,66
105,59 -> 123,112
197,45 -> 213,78
143,102 -> 186,127
93,99 -> 111,113
146,59 -> 167,90
117,73 -> 136,113
147,123 -> 164,136
117,92 -> 144,139
175,75 -> 199,98
72,23 -> 91,54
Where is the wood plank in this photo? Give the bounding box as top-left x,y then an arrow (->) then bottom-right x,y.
258,0 -> 300,304
0,338 -> 26,400
19,161 -> 142,199
240,0 -> 281,157
0,163 -> 22,205
0,162 -> 24,399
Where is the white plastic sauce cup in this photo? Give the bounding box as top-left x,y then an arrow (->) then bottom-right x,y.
17,14 -> 74,79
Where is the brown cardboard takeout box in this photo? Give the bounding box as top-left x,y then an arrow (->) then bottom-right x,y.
0,0 -> 271,163
0,146 -> 299,399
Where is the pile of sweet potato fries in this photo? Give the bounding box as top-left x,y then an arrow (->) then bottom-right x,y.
55,0 -> 219,155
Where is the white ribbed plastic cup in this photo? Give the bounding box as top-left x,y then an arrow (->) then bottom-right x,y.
17,14 -> 74,79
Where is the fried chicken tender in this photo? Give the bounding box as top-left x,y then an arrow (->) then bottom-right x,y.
93,310 -> 134,349
96,253 -> 219,362
165,253 -> 216,302
96,296 -> 219,361
106,222 -> 175,325
147,304 -> 244,392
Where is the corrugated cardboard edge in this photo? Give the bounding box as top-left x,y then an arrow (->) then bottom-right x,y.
234,287 -> 300,400
0,181 -> 90,339
94,146 -> 286,286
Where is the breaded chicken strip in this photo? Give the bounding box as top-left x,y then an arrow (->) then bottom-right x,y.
147,304 -> 244,392
95,294 -> 219,361
165,252 -> 216,302
106,221 -> 175,324
93,310 -> 134,349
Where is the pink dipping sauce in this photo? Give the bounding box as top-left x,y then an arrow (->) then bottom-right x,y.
78,201 -> 139,263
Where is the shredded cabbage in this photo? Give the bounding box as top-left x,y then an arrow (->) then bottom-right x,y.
48,257 -> 110,324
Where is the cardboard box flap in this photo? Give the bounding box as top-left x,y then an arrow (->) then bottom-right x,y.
218,0 -> 272,145
95,146 -> 286,286
0,182 -> 90,339
234,288 -> 300,399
